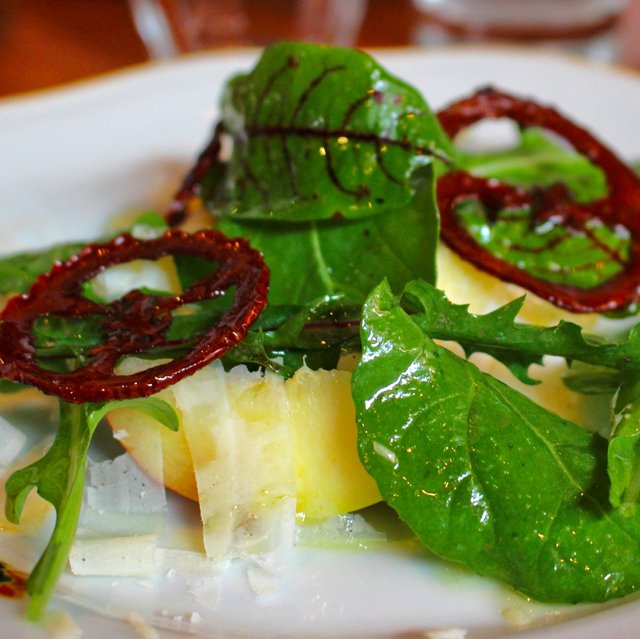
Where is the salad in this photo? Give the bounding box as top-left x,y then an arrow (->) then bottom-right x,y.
2,42 -> 640,628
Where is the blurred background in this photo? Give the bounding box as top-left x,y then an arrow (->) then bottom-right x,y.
1,0 -> 639,98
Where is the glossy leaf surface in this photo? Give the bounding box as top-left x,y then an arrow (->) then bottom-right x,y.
609,374 -> 640,508
455,197 -> 630,290
212,42 -> 454,221
219,166 -> 438,305
353,280 -> 640,603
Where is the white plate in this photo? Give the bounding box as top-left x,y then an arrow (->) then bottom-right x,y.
2,46 -> 640,639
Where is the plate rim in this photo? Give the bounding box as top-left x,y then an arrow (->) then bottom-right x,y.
2,45 -> 640,639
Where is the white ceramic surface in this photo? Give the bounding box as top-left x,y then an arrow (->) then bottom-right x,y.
2,47 -> 640,639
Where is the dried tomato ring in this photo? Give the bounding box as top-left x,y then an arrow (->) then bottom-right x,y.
0,229 -> 269,403
436,87 -> 640,313
166,123 -> 223,228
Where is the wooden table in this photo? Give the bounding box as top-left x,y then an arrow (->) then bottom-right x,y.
0,0 -> 639,99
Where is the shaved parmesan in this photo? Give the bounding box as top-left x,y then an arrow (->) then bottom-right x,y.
80,448 -> 166,538
157,548 -> 229,609
69,535 -> 159,577
42,610 -> 83,639
426,629 -> 468,639
172,363 -> 296,560
87,453 -> 166,514
247,563 -> 280,598
295,513 -> 386,548
127,612 -> 160,639
0,415 -> 26,469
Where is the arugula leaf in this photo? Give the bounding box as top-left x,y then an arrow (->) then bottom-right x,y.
353,280 -> 640,603
608,375 -> 640,509
220,330 -> 344,377
32,295 -> 360,379
5,402 -> 89,620
210,41 -> 454,222
404,279 -> 640,385
226,294 -> 361,376
0,379 -> 30,394
219,165 -> 439,305
459,128 -> 607,202
4,397 -> 178,619
562,363 -> 626,395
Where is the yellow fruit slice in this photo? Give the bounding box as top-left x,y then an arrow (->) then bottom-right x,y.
437,244 -> 599,330
286,367 -> 381,521
108,361 -> 382,526
108,361 -> 198,501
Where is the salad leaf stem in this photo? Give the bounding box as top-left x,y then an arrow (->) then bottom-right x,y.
6,402 -> 90,620
3,397 -> 179,619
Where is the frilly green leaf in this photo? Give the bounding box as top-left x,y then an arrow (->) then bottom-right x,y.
403,279 -> 640,385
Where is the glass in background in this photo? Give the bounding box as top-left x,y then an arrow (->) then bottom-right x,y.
129,0 -> 368,59
412,0 -> 630,62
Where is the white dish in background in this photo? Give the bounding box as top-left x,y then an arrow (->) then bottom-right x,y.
2,47 -> 640,639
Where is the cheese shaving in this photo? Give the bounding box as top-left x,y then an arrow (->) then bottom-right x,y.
0,415 -> 27,469
172,362 -> 296,560
69,535 -> 159,577
295,513 -> 386,548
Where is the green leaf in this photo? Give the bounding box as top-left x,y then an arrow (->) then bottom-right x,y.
460,128 -> 607,202
0,379 -> 30,394
219,166 -> 439,305
404,279 -> 640,385
221,330 -> 290,375
127,211 -> 168,230
211,41 -> 454,222
562,363 -> 626,395
353,280 -> 640,603
88,397 -> 179,433
4,397 -> 178,619
450,127 -> 629,292
0,242 -> 86,296
454,197 -> 630,290
608,375 -> 640,508
224,294 -> 361,376
4,402 -> 93,620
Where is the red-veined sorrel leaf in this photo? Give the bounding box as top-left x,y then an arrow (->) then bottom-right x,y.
170,42 -> 454,225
